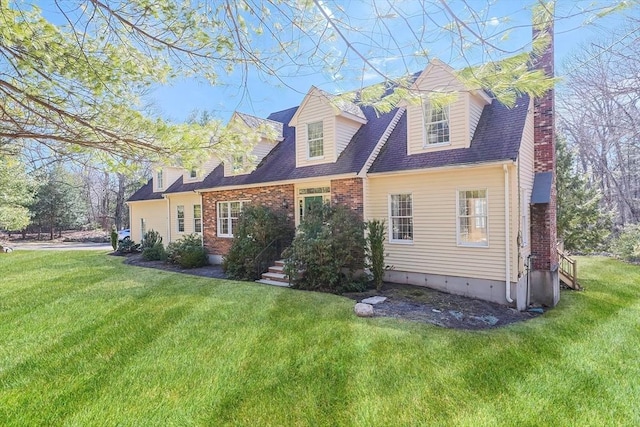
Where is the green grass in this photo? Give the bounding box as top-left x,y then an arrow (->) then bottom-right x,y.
0,252 -> 638,426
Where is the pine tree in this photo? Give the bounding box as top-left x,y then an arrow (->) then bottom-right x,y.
556,137 -> 611,252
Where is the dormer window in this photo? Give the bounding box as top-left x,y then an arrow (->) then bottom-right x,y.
423,102 -> 450,146
189,169 -> 197,179
156,170 -> 164,189
232,154 -> 244,173
307,121 -> 324,158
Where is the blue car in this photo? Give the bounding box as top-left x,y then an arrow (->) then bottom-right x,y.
117,228 -> 131,241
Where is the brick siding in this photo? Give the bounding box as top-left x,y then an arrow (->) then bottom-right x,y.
201,184 -> 295,256
331,177 -> 364,218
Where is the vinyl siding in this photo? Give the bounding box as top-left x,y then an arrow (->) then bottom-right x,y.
517,98 -> 535,264
223,138 -> 276,176
129,199 -> 168,243
335,116 -> 362,159
166,193 -> 202,241
367,165 -> 514,282
153,166 -> 182,192
469,94 -> 486,140
185,156 -> 221,182
294,93 -> 336,167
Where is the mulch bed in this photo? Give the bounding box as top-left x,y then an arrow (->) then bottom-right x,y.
119,252 -> 542,330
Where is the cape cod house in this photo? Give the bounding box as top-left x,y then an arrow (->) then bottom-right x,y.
128,32 -> 562,310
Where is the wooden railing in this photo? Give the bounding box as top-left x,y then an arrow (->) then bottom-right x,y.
558,249 -> 580,290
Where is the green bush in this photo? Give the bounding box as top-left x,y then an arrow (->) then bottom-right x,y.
166,234 -> 209,268
222,205 -> 294,280
116,239 -> 140,254
141,229 -> 162,250
611,225 -> 640,263
142,242 -> 166,261
366,219 -> 386,291
110,228 -> 118,251
283,204 -> 366,293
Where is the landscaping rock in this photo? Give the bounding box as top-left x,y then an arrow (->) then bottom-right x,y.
355,303 -> 374,317
361,296 -> 387,305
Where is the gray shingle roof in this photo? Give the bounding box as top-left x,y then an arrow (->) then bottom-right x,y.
368,94 -> 530,173
235,112 -> 284,139
316,87 -> 366,120
128,84 -> 530,202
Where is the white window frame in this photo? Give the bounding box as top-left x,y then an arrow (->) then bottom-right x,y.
307,121 -> 324,159
156,170 -> 164,190
456,189 -> 489,247
521,190 -> 529,247
217,201 -> 244,238
140,218 -> 146,241
423,100 -> 450,147
388,193 -> 414,244
177,205 -> 185,233
194,204 -> 202,234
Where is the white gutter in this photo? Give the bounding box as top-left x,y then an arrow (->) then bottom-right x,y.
503,164 -> 513,304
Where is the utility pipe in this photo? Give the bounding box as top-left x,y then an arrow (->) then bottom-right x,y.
504,164 -> 514,303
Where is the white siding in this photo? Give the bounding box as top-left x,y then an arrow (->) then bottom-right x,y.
335,116 -> 362,159
129,200 -> 168,243
185,156 -> 221,182
153,166 -> 182,192
367,165 -> 514,282
223,138 -> 276,176
294,93 -> 336,167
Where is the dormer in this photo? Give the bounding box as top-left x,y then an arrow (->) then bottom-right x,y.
223,112 -> 283,177
403,59 -> 491,155
183,156 -> 222,183
152,166 -> 182,192
288,86 -> 367,168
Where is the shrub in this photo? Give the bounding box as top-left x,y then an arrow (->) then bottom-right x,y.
283,204 -> 365,293
110,228 -> 118,251
116,239 -> 140,254
366,219 -> 386,291
166,234 -> 209,268
222,205 -> 294,280
141,229 -> 162,250
142,243 -> 166,261
611,225 -> 640,263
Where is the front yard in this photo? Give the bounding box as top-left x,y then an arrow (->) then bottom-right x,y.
0,251 -> 638,425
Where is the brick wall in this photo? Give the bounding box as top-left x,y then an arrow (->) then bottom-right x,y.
201,184 -> 295,256
531,25 -> 558,270
331,177 -> 364,218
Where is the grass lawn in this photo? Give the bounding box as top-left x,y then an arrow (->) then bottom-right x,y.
0,252 -> 638,426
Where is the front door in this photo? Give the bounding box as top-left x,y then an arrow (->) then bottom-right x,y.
301,195 -> 323,220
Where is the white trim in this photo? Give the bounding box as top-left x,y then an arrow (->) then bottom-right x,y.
307,121 -> 324,159
456,188 -> 489,248
216,200 -> 247,238
388,193 -> 414,244
422,102 -> 450,147
338,110 -> 368,124
176,205 -> 185,233
358,107 -> 406,177
368,160 -> 513,178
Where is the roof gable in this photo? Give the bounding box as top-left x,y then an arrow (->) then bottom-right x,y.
288,86 -> 367,127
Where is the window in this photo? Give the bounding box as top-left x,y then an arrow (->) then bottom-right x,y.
177,205 -> 185,232
232,154 -> 244,173
307,121 -> 324,158
194,204 -> 202,233
217,201 -> 244,237
389,194 -> 413,242
423,101 -> 450,145
140,218 -> 146,241
521,191 -> 529,247
156,170 -> 164,189
189,169 -> 197,179
458,189 -> 488,246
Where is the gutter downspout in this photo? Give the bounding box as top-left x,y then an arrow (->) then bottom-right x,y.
504,164 -> 513,304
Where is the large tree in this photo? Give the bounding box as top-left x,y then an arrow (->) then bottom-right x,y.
1,1 -> 632,165
0,151 -> 33,231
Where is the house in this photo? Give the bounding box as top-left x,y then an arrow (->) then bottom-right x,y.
127,30 -> 560,311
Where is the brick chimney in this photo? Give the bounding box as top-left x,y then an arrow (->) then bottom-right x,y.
530,19 -> 559,306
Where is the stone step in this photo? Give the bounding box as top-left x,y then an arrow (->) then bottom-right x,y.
268,265 -> 284,274
274,260 -> 285,267
255,279 -> 291,287
261,271 -> 289,283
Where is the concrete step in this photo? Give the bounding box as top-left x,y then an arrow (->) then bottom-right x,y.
255,279 -> 291,287
261,271 -> 289,283
268,265 -> 284,274
274,260 -> 285,267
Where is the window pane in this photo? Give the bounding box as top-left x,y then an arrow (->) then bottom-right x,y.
458,190 -> 487,245
308,121 -> 324,157
390,194 -> 413,241
218,202 -> 229,219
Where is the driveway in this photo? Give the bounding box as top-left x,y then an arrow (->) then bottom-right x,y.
9,242 -> 113,251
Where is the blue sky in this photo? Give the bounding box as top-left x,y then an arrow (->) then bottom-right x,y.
147,0 -> 633,124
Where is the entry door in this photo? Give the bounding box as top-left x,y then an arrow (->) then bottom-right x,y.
301,195 -> 323,220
